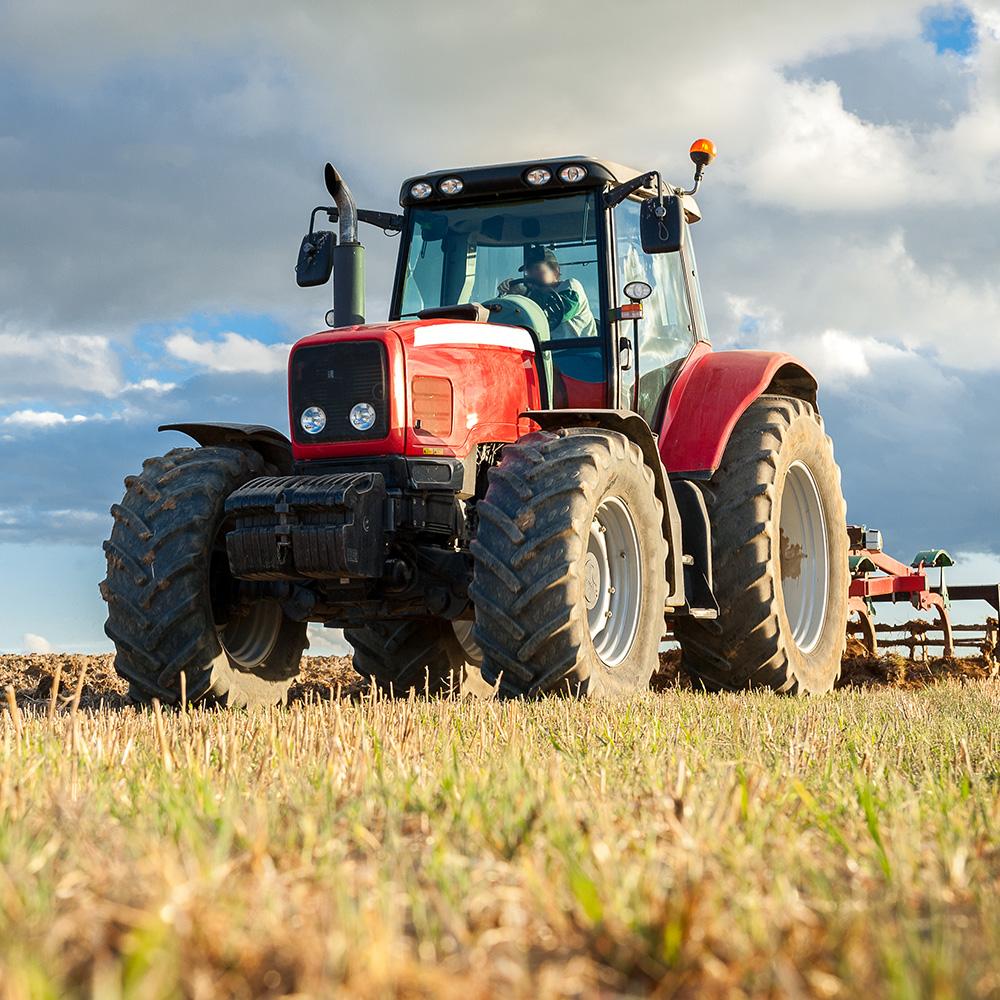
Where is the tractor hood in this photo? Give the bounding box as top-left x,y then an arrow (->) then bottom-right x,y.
287,319 -> 543,464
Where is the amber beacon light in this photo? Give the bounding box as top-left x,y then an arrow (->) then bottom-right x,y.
682,138 -> 717,196
689,138 -> 717,167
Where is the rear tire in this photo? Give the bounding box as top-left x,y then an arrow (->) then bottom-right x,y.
469,428 -> 668,696
674,396 -> 848,694
101,446 -> 308,708
346,618 -> 483,695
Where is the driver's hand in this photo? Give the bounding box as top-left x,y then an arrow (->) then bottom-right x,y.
498,279 -> 525,296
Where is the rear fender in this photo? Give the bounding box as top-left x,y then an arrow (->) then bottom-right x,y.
159,422 -> 294,475
521,408 -> 685,605
658,345 -> 818,477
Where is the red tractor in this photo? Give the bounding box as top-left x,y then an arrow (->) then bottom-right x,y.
101,142 -> 849,706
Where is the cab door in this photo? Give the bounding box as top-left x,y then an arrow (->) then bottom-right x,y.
613,197 -> 701,425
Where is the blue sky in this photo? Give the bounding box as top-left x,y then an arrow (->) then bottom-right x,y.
923,3 -> 979,53
1,0 -> 999,653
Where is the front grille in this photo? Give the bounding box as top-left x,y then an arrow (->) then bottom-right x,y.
290,340 -> 390,444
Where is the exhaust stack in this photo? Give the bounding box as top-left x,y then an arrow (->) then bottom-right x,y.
324,163 -> 365,327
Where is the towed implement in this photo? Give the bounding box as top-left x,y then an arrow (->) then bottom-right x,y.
846,525 -> 999,665
102,142 -> 851,706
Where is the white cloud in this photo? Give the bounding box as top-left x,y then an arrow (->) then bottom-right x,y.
719,227 -> 1000,381
739,78 -> 920,210
973,3 -> 1000,40
735,19 -> 1000,211
2,409 -> 89,429
165,330 -> 291,374
306,624 -> 351,657
22,633 -> 56,654
124,378 -> 177,393
949,550 -> 1000,588
0,330 -> 123,402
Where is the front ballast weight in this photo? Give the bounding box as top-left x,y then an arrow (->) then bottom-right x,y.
225,472 -> 388,580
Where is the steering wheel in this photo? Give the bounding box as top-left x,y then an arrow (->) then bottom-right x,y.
500,275 -> 543,293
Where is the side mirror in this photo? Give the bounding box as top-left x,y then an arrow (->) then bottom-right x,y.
618,336 -> 633,371
295,230 -> 336,287
639,195 -> 685,254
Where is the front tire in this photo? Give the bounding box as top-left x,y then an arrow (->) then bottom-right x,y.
469,428 -> 668,696
674,396 -> 848,693
101,446 -> 308,708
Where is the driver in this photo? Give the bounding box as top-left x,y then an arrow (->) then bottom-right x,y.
498,246 -> 597,338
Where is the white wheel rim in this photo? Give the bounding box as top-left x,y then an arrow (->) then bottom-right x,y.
585,496 -> 642,666
779,460 -> 829,654
452,620 -> 482,664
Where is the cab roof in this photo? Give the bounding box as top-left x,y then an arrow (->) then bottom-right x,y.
398,155 -> 661,208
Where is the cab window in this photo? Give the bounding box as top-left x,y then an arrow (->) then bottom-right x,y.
614,198 -> 697,425
397,191 -> 608,407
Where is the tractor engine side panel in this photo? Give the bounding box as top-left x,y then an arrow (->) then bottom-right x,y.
658,343 -> 819,477
401,321 -> 542,459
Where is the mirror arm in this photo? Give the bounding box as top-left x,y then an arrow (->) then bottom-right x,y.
309,206 -> 338,235
604,171 -> 658,210
358,208 -> 405,232
307,205 -> 404,235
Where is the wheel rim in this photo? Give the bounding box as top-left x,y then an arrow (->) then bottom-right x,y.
452,620 -> 482,664
585,496 -> 642,666
219,600 -> 284,668
779,461 -> 829,654
211,535 -> 283,669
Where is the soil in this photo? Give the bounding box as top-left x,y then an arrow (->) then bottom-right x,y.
0,653 -> 364,710
0,648 -> 995,710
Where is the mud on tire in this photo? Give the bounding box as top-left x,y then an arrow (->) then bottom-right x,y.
101,446 -> 308,708
469,428 -> 668,697
674,396 -> 848,694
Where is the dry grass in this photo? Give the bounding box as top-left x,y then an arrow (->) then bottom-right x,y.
1,653 -> 999,998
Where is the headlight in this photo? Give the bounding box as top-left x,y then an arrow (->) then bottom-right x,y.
300,406 -> 327,435
558,164 -> 588,183
409,181 -> 433,199
350,402 -> 376,431
438,177 -> 464,195
525,167 -> 552,186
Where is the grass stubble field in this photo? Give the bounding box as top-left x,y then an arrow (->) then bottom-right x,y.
0,649 -> 998,999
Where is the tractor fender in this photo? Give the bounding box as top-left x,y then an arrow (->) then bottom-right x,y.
658,345 -> 818,477
521,408 -> 685,605
159,422 -> 294,475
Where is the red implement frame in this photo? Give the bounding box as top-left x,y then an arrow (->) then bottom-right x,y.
846,526 -> 1000,663
847,534 -> 953,658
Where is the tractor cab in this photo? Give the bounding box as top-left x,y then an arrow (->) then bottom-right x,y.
390,157 -> 709,426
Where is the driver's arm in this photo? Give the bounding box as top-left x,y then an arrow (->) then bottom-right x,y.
526,280 -> 585,330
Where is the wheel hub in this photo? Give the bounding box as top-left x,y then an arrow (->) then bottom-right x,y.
584,552 -> 601,608
779,460 -> 830,654
585,497 -> 642,667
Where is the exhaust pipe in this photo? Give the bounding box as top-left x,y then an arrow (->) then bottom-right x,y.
324,163 -> 365,327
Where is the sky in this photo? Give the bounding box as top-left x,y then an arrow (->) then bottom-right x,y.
1,0 -> 999,654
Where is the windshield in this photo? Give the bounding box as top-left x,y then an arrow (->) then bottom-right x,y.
396,191 -> 604,345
